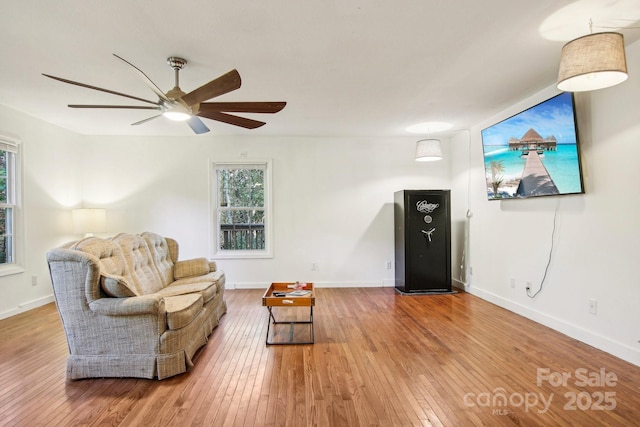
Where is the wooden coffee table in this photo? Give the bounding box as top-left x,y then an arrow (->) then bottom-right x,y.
262,282 -> 315,345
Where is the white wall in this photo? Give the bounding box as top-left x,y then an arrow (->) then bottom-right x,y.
450,40 -> 640,366
0,104 -> 84,318
80,134 -> 451,288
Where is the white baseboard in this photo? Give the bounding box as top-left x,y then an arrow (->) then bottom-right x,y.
228,279 -> 453,290
0,294 -> 55,320
452,278 -> 468,291
468,286 -> 639,367
226,280 -> 395,290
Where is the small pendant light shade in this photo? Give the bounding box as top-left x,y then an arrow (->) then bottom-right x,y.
415,139 -> 442,162
557,32 -> 628,92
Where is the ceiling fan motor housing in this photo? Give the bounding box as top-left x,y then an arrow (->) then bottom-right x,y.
165,57 -> 190,111
167,57 -> 186,70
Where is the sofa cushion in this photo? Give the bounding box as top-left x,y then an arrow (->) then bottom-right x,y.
101,273 -> 135,298
163,294 -> 203,330
70,237 -> 127,276
174,258 -> 210,279
111,233 -> 163,296
141,232 -> 175,287
158,281 -> 217,304
173,270 -> 225,294
165,237 -> 179,264
173,270 -> 224,284
68,237 -> 135,298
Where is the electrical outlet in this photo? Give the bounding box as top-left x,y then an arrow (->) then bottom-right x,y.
31,275 -> 38,286
386,261 -> 392,270
311,263 -> 318,271
510,277 -> 516,288
589,299 -> 598,315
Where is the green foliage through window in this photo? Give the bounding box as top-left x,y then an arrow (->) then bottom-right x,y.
0,147 -> 15,264
215,165 -> 267,252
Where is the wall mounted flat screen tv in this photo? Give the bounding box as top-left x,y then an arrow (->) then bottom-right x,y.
481,92 -> 584,200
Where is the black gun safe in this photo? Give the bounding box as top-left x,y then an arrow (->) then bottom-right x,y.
394,190 -> 452,293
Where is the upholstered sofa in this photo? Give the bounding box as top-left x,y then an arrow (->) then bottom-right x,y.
46,231 -> 226,380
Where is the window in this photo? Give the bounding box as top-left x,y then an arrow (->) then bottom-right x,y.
212,161 -> 272,258
0,136 -> 22,276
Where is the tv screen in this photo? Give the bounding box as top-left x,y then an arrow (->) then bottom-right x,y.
481,92 -> 584,200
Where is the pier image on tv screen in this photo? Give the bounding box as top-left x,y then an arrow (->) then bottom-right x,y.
481,92 -> 584,201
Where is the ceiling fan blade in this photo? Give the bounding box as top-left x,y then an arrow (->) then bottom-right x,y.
197,111 -> 266,129
181,69 -> 242,107
199,101 -> 286,114
187,116 -> 210,134
42,73 -> 160,106
113,54 -> 171,103
131,115 -> 162,126
68,104 -> 161,110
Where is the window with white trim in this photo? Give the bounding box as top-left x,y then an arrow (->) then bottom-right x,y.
0,136 -> 22,275
212,161 -> 272,258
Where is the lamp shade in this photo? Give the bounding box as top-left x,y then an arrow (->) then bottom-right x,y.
415,139 -> 442,162
557,32 -> 628,92
72,208 -> 106,236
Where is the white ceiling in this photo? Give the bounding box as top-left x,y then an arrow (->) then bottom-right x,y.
1,0 -> 639,137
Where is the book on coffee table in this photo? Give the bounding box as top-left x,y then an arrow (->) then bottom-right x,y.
288,290 -> 311,296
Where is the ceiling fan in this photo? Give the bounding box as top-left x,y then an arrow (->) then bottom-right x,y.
43,54 -> 286,134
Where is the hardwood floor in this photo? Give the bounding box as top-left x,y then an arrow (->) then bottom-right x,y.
1,288 -> 638,426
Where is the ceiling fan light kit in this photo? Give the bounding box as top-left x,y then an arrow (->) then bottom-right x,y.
43,54 -> 286,134
163,110 -> 191,121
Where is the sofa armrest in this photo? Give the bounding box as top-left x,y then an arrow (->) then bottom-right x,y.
174,257 -> 210,279
89,294 -> 165,316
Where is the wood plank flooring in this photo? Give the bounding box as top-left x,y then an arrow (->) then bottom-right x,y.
1,287 -> 639,426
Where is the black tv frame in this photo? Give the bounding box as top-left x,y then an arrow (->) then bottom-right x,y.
481,92 -> 585,201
